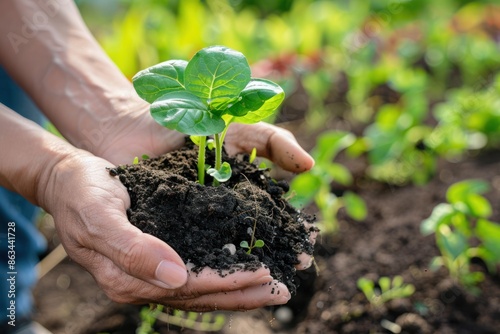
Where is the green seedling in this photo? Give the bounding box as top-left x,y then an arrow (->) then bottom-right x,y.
288,130 -> 367,233
156,309 -> 226,332
249,147 -> 257,164
421,179 -> 500,293
240,239 -> 265,254
357,276 -> 415,308
136,304 -> 225,333
132,46 -> 285,186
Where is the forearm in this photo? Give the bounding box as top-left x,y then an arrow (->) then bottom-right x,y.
0,103 -> 77,208
0,0 -> 145,154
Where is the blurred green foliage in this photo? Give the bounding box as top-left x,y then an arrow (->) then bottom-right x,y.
78,0 -> 500,187
421,179 -> 500,293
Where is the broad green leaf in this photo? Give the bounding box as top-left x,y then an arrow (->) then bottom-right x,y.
240,241 -> 249,248
132,60 -> 187,103
227,79 -> 285,121
288,173 -> 322,208
207,162 -> 232,182
312,131 -> 356,164
420,203 -> 454,235
151,91 -> 225,136
343,191 -> 367,221
446,179 -> 490,204
185,46 -> 251,105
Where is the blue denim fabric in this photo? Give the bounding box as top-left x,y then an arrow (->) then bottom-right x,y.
0,66 -> 48,323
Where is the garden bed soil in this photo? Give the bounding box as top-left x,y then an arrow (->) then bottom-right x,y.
33,139 -> 500,334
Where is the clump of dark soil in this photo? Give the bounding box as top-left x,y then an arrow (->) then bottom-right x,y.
108,139 -> 317,294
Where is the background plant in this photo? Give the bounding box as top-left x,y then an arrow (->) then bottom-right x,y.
421,179 -> 500,294
136,305 -> 226,333
288,130 -> 367,233
357,275 -> 415,308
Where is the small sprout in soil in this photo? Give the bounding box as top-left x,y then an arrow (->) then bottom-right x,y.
133,156 -> 139,165
138,304 -> 226,333
249,147 -> 257,163
132,45 -> 285,186
207,161 -> 232,183
240,239 -> 265,254
136,304 -> 163,334
357,275 -> 415,308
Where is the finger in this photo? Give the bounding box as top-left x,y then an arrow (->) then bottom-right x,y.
51,159 -> 187,290
224,122 -> 315,173
73,246 -> 281,310
163,280 -> 291,312
74,201 -> 188,289
173,265 -> 273,297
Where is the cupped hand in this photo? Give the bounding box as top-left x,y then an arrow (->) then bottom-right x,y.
70,106 -> 317,310
98,113 -> 317,269
42,152 -> 292,311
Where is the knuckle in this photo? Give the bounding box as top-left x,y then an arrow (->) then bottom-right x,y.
115,235 -> 147,274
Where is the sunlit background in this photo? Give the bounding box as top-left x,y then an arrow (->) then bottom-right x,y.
75,0 -> 500,186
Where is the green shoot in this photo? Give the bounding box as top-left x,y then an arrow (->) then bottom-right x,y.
132,46 -> 285,186
249,147 -> 257,163
357,276 -> 415,307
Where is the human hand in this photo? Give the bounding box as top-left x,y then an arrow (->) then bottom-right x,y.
78,107 -> 317,309
42,152 -> 295,311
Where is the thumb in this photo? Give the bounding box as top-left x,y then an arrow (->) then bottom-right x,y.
106,223 -> 188,289
76,203 -> 188,289
225,122 -> 315,173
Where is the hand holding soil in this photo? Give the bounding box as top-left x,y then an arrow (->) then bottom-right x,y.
41,117 -> 315,311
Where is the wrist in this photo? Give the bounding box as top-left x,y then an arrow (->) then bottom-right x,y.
0,104 -> 83,209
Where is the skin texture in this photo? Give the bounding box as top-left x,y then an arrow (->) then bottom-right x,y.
0,0 -> 315,311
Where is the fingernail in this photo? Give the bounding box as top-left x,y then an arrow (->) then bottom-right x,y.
154,260 -> 188,289
265,281 -> 291,306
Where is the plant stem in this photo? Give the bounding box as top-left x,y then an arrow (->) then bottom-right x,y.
214,133 -> 223,171
213,133 -> 223,186
198,136 -> 206,185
